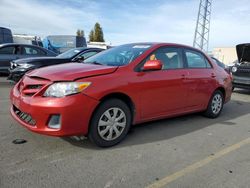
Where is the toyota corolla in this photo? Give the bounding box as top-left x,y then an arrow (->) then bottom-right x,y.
10,43 -> 232,147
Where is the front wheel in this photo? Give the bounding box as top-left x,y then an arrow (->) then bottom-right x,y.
204,90 -> 224,118
88,99 -> 131,147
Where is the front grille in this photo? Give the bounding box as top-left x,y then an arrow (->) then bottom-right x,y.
18,83 -> 44,97
26,85 -> 43,90
237,68 -> 250,73
13,105 -> 36,126
234,67 -> 250,77
18,76 -> 50,97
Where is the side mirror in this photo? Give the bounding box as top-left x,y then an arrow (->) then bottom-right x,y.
142,60 -> 163,71
75,56 -> 84,62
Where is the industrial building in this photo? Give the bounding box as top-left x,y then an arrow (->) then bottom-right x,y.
212,47 -> 238,65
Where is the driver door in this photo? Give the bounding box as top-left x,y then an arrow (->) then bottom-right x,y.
137,47 -> 189,119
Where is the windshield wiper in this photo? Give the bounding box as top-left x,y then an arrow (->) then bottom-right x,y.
86,61 -> 103,65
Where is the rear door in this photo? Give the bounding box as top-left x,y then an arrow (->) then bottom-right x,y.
183,48 -> 216,109
0,45 -> 18,72
138,46 -> 189,119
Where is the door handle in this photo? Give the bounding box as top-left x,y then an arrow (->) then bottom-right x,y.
211,73 -> 216,78
181,74 -> 186,79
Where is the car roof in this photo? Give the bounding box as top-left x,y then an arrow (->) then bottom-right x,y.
123,42 -> 202,51
0,43 -> 44,49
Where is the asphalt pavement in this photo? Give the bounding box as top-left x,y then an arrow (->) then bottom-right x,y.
0,77 -> 249,188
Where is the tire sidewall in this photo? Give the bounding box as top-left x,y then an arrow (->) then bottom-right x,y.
89,99 -> 131,147
205,90 -> 224,118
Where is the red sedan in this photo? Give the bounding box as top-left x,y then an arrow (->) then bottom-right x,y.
10,43 -> 232,147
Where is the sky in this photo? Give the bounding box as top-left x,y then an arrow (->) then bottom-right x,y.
0,0 -> 250,50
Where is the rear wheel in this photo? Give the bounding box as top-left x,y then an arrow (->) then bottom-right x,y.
204,90 -> 224,118
88,99 -> 131,147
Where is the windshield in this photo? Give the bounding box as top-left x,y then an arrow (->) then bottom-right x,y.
84,44 -> 152,66
57,48 -> 83,58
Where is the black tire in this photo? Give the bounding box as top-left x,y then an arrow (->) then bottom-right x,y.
88,99 -> 131,147
204,90 -> 224,118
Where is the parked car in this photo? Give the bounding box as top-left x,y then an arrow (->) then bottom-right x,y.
210,57 -> 230,73
0,43 -> 56,74
10,43 -> 232,147
231,43 -> 250,90
8,47 -> 103,82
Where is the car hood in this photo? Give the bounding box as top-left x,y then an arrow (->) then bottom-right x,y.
13,57 -> 69,64
236,43 -> 250,63
26,63 -> 118,81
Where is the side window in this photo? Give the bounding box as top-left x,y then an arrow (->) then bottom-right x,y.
22,46 -> 45,55
35,48 -> 46,55
185,50 -> 211,68
0,46 -> 15,54
146,47 -> 184,70
15,46 -> 22,55
78,51 -> 98,60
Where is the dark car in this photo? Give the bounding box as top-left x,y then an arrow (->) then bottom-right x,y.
210,57 -> 230,73
231,43 -> 250,90
0,43 -> 56,74
8,47 -> 104,82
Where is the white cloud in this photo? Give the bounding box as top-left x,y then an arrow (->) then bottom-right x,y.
103,1 -> 198,45
210,0 -> 250,48
0,0 -> 100,36
0,0 -> 250,49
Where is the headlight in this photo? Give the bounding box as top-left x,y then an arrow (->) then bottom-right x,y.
44,82 -> 91,97
231,66 -> 237,73
18,64 -> 34,69
11,62 -> 17,67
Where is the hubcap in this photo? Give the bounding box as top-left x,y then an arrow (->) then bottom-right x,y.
98,107 -> 126,141
211,94 -> 223,114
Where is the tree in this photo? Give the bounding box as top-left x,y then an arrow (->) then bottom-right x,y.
88,22 -> 105,42
89,29 -> 94,42
93,22 -> 105,42
76,29 -> 84,37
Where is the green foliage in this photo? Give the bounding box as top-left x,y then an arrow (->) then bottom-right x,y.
89,29 -> 94,42
89,22 -> 105,42
76,29 -> 84,37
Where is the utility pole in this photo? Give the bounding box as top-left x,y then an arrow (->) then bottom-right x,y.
193,0 -> 212,52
